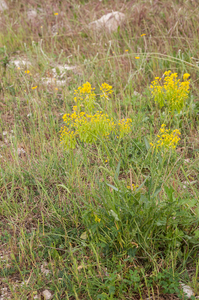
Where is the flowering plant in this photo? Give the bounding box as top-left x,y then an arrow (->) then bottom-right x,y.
60,82 -> 132,149
150,124 -> 181,151
150,71 -> 190,112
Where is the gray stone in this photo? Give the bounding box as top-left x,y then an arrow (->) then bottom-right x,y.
0,0 -> 8,12
9,58 -> 31,69
42,290 -> 53,300
89,11 -> 125,33
180,283 -> 194,299
27,9 -> 37,21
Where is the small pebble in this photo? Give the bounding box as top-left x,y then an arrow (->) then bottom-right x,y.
180,283 -> 194,299
42,290 -> 53,300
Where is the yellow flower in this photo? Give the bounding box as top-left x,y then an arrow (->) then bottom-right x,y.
74,82 -> 96,113
60,83 -> 132,149
25,70 -> 30,74
31,86 -> 37,90
127,184 -> 138,191
141,34 -> 146,37
183,73 -> 190,80
94,215 -> 101,223
150,71 -> 190,112
135,57 -> 140,59
54,13 -> 58,15
100,82 -> 113,99
125,49 -> 129,52
151,124 -> 181,151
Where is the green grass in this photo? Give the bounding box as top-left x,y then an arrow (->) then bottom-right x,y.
0,0 -> 199,299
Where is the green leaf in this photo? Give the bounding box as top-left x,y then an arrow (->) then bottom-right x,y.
194,230 -> 199,238
136,176 -> 149,192
0,47 -> 5,53
106,183 -> 118,192
194,205 -> 199,217
153,186 -> 162,198
114,159 -> 121,181
57,184 -> 70,193
109,210 -> 119,221
80,232 -> 87,240
180,198 -> 197,208
144,136 -> 150,151
109,285 -> 115,295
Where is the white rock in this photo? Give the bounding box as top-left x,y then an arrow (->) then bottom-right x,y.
51,22 -> 72,36
9,59 -> 31,69
41,64 -> 77,87
27,10 -> 37,21
41,262 -> 51,276
42,290 -> 53,300
180,283 -> 194,298
52,64 -> 77,79
182,181 -> 189,189
133,91 -> 141,96
17,148 -> 26,156
0,285 -> 12,300
20,280 -> 28,286
41,78 -> 67,86
0,0 -> 8,12
89,11 -> 125,33
0,254 -> 8,261
184,159 -> 190,163
51,24 -> 58,36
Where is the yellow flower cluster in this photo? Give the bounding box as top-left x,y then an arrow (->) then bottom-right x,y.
127,184 -> 139,190
150,71 -> 190,112
74,82 -> 114,112
74,82 -> 96,113
150,124 -> 181,151
118,118 -> 132,137
100,82 -> 113,99
94,214 -> 101,223
61,110 -> 115,147
60,82 -> 132,149
60,108 -> 132,149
